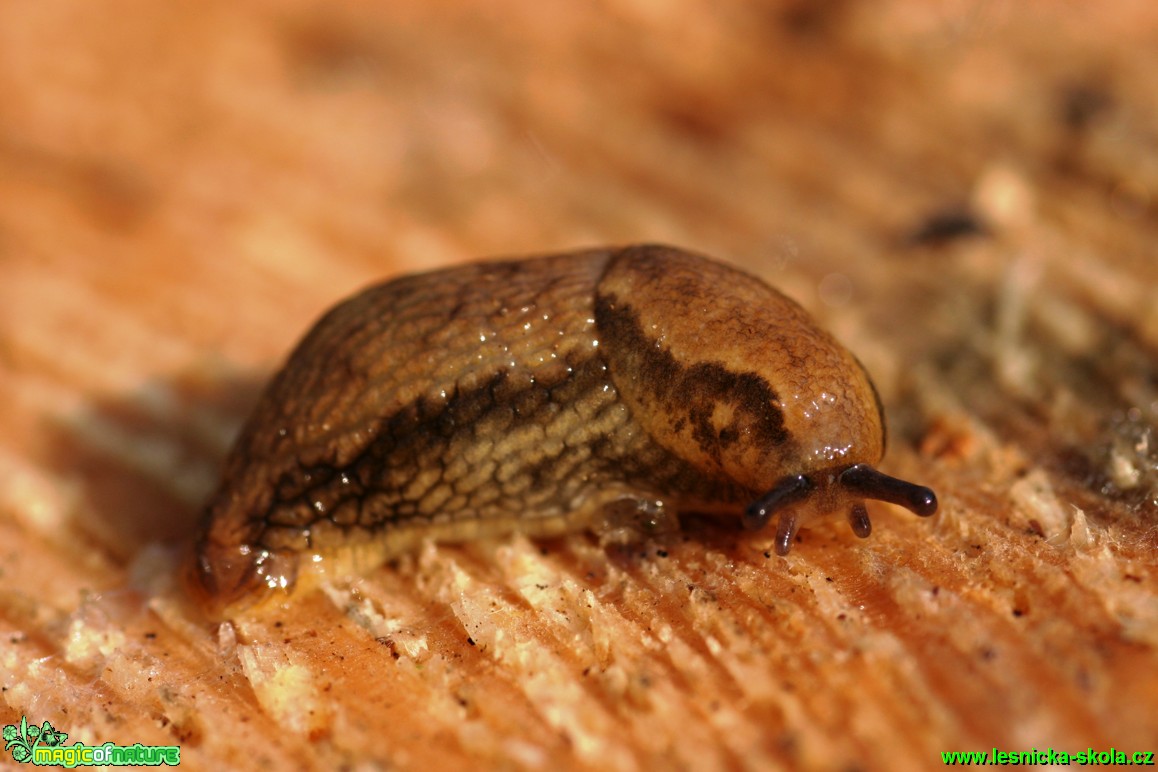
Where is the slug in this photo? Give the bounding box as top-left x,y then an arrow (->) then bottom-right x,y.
194,244 -> 937,615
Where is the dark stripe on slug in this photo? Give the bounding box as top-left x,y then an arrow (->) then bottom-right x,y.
594,294 -> 789,466
245,352 -> 740,555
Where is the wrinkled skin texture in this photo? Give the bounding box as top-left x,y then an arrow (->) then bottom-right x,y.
194,245 -> 931,617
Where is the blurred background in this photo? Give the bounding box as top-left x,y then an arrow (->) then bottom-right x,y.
0,1 -> 1155,769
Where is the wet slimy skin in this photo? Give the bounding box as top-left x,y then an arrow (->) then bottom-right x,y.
194,244 -> 937,616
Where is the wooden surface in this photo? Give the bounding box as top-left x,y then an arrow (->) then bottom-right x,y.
1,2 -> 1156,769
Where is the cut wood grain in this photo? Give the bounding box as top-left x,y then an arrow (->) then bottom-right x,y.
1,2 -> 1155,770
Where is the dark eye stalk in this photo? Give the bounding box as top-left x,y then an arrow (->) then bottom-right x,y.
744,464 -> 938,556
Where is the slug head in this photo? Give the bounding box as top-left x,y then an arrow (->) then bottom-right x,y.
595,245 -> 886,494
595,245 -> 936,550
742,464 -> 938,555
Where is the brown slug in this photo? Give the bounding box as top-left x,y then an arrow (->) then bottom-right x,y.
194,244 -> 937,615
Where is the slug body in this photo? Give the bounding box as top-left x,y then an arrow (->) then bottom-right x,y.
195,244 -> 936,614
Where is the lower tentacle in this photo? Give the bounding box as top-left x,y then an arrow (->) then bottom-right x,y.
848,502 -> 872,538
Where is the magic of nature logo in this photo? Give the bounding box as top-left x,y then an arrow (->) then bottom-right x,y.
3,716 -> 180,767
